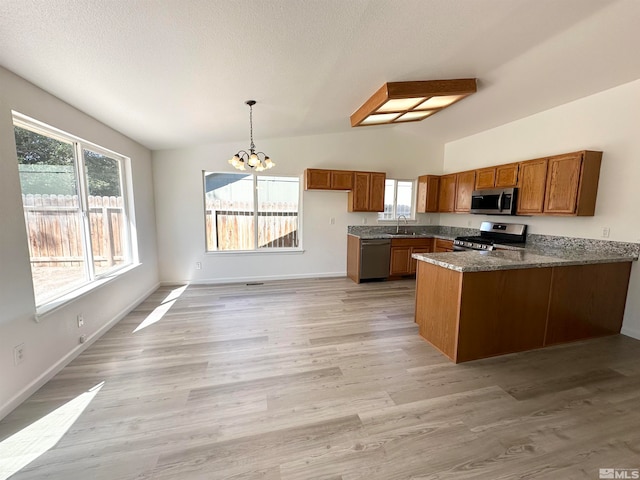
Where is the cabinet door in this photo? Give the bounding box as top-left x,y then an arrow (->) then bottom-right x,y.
517,158 -> 548,214
434,239 -> 454,252
369,173 -> 386,212
410,247 -> 432,274
350,172 -> 370,211
455,170 -> 476,212
331,170 -> 354,190
544,153 -> 582,214
438,174 -> 457,212
305,169 -> 331,190
417,175 -> 440,213
495,163 -> 519,188
475,168 -> 496,190
390,246 -> 411,276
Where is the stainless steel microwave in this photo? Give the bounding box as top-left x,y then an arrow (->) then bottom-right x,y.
470,187 -> 518,215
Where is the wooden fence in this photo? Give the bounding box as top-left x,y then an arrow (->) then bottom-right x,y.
22,194 -> 124,267
205,199 -> 298,251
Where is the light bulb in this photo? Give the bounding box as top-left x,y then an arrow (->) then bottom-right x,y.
264,158 -> 274,169
255,164 -> 265,172
237,162 -> 246,171
248,153 -> 259,167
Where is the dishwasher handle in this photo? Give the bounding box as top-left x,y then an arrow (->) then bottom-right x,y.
361,239 -> 392,246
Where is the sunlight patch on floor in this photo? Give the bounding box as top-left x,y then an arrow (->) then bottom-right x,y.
133,285 -> 188,333
0,381 -> 105,480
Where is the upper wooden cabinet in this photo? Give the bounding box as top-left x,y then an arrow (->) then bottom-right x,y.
475,167 -> 496,190
438,174 -> 457,213
517,158 -> 548,214
455,170 -> 476,212
544,151 -> 602,216
417,175 -> 440,213
517,151 -> 602,216
305,169 -> 353,190
475,163 -> 518,190
348,171 -> 386,212
495,163 -> 519,188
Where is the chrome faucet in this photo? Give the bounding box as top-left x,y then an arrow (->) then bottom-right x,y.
396,215 -> 408,234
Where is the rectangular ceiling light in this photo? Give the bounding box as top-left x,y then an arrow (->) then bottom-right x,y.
350,79 -> 477,127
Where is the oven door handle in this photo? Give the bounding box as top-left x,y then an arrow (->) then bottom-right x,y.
498,191 -> 504,212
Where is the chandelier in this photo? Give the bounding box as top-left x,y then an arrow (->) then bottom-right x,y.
228,100 -> 274,172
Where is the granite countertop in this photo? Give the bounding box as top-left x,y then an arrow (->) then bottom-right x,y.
413,248 -> 638,273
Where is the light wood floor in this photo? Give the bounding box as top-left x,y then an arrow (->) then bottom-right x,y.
2,277 -> 640,479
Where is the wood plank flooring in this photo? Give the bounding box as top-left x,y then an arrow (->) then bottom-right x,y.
2,277 -> 640,479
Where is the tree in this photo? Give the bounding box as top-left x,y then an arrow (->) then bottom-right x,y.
14,126 -> 122,197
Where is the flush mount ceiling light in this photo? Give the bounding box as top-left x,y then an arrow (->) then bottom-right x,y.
350,79 -> 477,127
228,100 -> 274,172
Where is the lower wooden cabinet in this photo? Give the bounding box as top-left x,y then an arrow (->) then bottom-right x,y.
389,238 -> 434,276
434,238 -> 454,252
415,260 -> 633,363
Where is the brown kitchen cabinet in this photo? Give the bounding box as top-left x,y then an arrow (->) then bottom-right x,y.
495,163 -> 519,187
517,151 -> 602,216
348,171 -> 386,212
438,174 -> 457,213
305,169 -> 354,190
434,238 -> 454,252
475,167 -> 496,190
414,259 -> 632,363
417,175 -> 440,213
517,157 -> 548,214
455,170 -> 476,212
544,151 -> 602,216
389,238 -> 433,277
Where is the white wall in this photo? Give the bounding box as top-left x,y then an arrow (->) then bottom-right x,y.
0,67 -> 160,419
441,79 -> 640,338
153,128 -> 443,284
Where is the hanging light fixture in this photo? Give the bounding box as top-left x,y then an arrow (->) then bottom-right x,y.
228,100 -> 274,172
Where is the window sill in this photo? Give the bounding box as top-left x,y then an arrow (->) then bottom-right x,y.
205,248 -> 305,256
34,263 -> 141,322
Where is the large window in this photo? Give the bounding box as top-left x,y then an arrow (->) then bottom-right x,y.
204,172 -> 300,251
379,179 -> 415,220
13,114 -> 133,307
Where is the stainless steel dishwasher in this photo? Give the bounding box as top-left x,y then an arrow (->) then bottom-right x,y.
360,239 -> 391,280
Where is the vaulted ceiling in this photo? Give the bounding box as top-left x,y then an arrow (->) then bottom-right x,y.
1,0 -> 639,150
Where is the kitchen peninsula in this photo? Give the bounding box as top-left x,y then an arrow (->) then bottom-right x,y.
414,243 -> 639,363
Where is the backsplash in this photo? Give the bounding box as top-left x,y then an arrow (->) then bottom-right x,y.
347,225 -> 640,257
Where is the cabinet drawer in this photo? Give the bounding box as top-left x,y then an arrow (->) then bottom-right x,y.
391,238 -> 433,248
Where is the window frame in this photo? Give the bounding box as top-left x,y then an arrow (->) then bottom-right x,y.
378,178 -> 417,222
202,171 -> 303,254
13,111 -> 136,312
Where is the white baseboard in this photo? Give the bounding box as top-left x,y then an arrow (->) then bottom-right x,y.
160,272 -> 346,286
621,325 -> 640,340
0,282 -> 160,421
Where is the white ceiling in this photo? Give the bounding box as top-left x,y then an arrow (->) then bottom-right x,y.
1,0 -> 639,151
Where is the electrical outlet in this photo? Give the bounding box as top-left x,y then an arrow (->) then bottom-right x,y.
602,227 -> 610,238
79,335 -> 86,344
195,262 -> 202,270
77,314 -> 84,328
329,217 -> 335,225
14,343 -> 25,366
362,217 -> 367,224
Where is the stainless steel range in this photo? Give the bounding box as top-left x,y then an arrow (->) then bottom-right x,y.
453,221 -> 527,251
